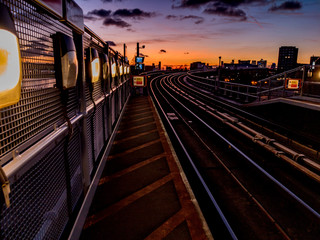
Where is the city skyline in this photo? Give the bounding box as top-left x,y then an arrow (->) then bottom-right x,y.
77,0 -> 320,67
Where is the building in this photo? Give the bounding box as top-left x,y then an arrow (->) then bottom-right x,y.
258,59 -> 267,68
310,56 -> 320,65
277,46 -> 298,72
190,61 -> 206,70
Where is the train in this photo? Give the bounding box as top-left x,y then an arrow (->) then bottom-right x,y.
0,0 -> 131,239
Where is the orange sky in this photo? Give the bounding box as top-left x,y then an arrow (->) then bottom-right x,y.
78,0 -> 320,68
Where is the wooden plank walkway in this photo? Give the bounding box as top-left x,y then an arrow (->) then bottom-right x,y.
80,96 -> 212,240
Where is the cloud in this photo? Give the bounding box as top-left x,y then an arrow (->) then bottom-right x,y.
203,3 -> 247,20
172,0 -> 269,8
106,41 -> 116,46
84,15 -> 99,21
103,17 -> 131,28
166,14 -> 204,24
172,0 -> 271,8
87,9 -> 112,18
172,0 -> 212,9
269,1 -> 302,11
113,8 -> 157,19
184,52 -> 190,54
101,0 -> 125,2
159,49 -> 167,53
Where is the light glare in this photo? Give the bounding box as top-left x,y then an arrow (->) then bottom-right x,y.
0,29 -> 20,91
111,62 -> 116,78
91,58 -> 100,82
61,51 -> 78,88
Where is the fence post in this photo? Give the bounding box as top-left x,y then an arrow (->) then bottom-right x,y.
245,86 -> 249,102
258,81 -> 262,101
300,65 -> 305,96
229,85 -> 233,97
268,79 -> 271,100
236,85 -> 240,100
282,73 -> 287,97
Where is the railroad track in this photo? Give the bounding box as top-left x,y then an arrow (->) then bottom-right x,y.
149,72 -> 320,240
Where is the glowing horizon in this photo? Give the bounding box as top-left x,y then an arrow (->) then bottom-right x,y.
78,0 -> 320,68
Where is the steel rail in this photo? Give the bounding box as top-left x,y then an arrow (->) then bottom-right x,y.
164,74 -> 292,239
174,76 -> 320,177
160,73 -> 320,220
150,74 -> 238,240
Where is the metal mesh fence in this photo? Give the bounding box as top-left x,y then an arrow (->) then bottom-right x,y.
0,139 -> 68,240
0,0 -> 131,239
0,0 -> 78,162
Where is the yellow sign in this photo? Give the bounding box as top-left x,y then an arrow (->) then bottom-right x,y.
286,79 -> 300,90
133,76 -> 145,87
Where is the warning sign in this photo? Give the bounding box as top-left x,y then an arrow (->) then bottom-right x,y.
133,76 -> 145,87
285,79 -> 300,90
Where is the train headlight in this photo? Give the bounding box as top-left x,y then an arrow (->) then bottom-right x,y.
53,32 -> 78,89
86,48 -> 100,83
0,4 -> 22,109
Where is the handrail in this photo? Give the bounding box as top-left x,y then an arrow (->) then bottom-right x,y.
186,66 -> 310,102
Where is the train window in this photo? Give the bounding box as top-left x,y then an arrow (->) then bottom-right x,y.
0,4 -> 22,109
53,32 -> 78,89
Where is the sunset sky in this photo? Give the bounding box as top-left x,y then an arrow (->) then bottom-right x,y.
77,0 -> 320,68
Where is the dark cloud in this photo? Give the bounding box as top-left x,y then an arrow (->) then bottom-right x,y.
103,17 -> 131,28
159,49 -> 167,53
101,0 -> 125,2
106,41 -> 116,46
269,1 -> 302,11
84,15 -> 98,21
203,3 -> 247,20
113,8 -> 156,19
172,0 -> 212,8
173,0 -> 269,8
167,14 -> 204,24
184,52 -> 190,54
87,9 -> 111,17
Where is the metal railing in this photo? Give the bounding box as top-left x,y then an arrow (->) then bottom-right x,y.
187,65 -> 314,103
0,0 -> 131,239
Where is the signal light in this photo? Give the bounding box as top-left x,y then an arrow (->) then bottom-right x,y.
86,48 -> 100,83
53,32 -> 78,89
0,4 -> 22,109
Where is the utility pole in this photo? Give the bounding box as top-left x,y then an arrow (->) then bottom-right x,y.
137,42 -> 139,58
124,43 -> 126,60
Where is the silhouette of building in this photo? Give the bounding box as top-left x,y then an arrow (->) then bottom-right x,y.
277,46 -> 298,72
257,59 -> 267,68
310,56 -> 320,65
190,61 -> 206,70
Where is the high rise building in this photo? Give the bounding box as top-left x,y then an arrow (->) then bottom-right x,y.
277,46 -> 298,72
